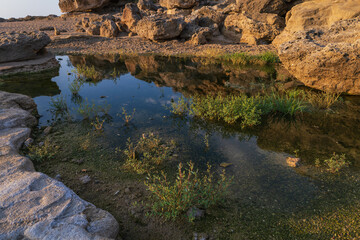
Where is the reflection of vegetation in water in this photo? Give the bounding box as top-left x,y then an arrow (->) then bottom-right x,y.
49,95 -> 70,120
74,64 -> 102,81
69,78 -> 83,95
170,90 -> 343,128
121,133 -> 176,174
145,161 -> 233,221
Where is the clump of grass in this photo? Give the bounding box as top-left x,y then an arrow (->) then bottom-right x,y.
74,65 -> 102,81
77,98 -> 110,119
305,91 -> 341,110
170,90 -> 307,128
121,107 -> 136,125
170,97 -> 188,115
219,51 -> 279,65
121,133 -> 176,174
145,161 -> 233,221
28,140 -> 58,163
315,153 -> 349,173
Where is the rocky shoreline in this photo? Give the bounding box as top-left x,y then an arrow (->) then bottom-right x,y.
0,91 -> 119,239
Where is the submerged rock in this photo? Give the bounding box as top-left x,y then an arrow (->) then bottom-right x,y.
0,31 -> 51,63
286,157 -> 301,168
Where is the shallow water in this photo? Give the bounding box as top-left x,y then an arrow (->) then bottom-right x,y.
2,55 -> 360,239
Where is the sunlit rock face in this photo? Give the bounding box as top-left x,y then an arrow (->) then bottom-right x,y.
59,0 -> 112,13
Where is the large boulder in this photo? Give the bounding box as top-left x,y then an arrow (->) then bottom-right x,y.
222,13 -> 284,44
273,0 -> 360,46
121,3 -> 142,32
135,15 -> 185,41
159,0 -> 197,9
100,20 -> 119,38
0,32 -> 51,63
59,0 -> 111,13
235,0 -> 297,16
273,0 -> 360,94
277,18 -> 360,94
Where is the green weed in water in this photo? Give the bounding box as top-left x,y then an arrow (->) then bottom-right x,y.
91,117 -> 105,132
121,107 -> 136,125
69,79 -> 83,95
305,91 -> 341,110
145,161 -> 233,221
28,140 -> 58,163
49,95 -> 69,119
315,153 -> 349,173
121,133 -> 176,174
77,98 -> 110,119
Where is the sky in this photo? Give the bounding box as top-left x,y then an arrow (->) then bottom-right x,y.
0,0 -> 61,19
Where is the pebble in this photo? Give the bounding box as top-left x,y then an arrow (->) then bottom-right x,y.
124,187 -> 131,194
38,142 -> 44,147
79,175 -> 91,184
43,126 -> 52,135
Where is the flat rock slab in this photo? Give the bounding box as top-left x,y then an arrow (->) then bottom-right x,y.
0,91 -> 120,239
0,31 -> 51,63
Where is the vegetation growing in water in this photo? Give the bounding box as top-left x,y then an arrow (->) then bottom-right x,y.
315,153 -> 349,173
69,79 -> 83,95
77,98 -> 110,119
145,161 -> 233,221
121,133 -> 176,174
49,95 -> 69,119
170,90 -> 342,128
120,107 -> 136,125
28,140 -> 58,163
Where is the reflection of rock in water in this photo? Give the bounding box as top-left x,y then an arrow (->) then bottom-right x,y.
69,54 -> 294,95
0,67 -> 60,98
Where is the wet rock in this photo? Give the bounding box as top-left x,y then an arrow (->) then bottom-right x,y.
135,15 -> 185,41
286,157 -> 301,168
59,0 -> 111,13
0,31 -> 51,63
24,138 -> 34,148
159,0 -> 198,9
100,19 -> 119,38
80,175 -> 91,184
187,206 -> 204,220
121,3 -> 142,32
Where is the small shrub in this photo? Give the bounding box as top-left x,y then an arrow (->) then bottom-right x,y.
28,140 -> 58,163
121,107 -> 136,125
121,133 -> 176,174
91,117 -> 105,132
145,161 -> 233,221
324,153 -> 349,173
170,97 -> 188,115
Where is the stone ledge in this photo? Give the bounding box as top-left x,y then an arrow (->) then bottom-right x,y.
0,90 -> 120,239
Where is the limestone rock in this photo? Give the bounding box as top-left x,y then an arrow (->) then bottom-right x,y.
277,19 -> 360,94
223,13 -> 283,44
135,15 -> 185,41
59,0 -> 111,13
235,0 -> 296,16
286,157 -> 300,168
159,0 -> 198,9
86,21 -> 102,36
273,0 -> 360,46
192,6 -> 225,25
100,20 -> 119,38
0,32 -> 51,63
137,0 -> 158,11
121,3 -> 142,32
0,91 -> 37,111
0,91 -> 120,239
